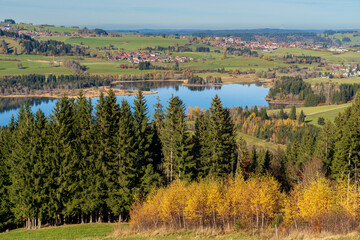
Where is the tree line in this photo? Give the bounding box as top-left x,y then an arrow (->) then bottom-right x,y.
0,74 -> 113,96
0,91 -> 237,231
131,95 -> 360,235
0,29 -> 87,56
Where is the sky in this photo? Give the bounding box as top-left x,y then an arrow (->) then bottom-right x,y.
1,0 -> 360,30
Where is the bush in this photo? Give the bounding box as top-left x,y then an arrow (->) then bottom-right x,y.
318,117 -> 325,125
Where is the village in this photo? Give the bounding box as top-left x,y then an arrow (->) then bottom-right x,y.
109,51 -> 192,64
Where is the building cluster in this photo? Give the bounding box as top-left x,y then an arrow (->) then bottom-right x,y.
110,51 -> 192,63
322,64 -> 360,78
210,37 -> 303,51
210,37 -> 355,54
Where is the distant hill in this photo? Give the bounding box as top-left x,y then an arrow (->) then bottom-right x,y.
106,28 -> 326,35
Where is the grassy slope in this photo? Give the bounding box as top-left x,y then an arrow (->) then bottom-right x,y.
305,77 -> 360,85
263,48 -> 360,64
0,23 -> 80,33
0,54 -> 168,76
62,36 -> 188,51
268,103 -> 352,126
328,33 -> 360,47
237,132 -> 285,151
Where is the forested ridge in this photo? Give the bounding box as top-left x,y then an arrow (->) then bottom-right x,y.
268,76 -> 360,106
0,29 -> 87,56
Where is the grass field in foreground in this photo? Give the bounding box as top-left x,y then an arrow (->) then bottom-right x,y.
268,103 -> 352,126
0,223 -> 115,240
2,223 -> 360,240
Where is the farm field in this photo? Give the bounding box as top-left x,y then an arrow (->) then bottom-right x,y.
0,54 -> 169,76
40,35 -> 190,51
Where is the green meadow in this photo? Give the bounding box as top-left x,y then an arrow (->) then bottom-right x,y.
40,35 -> 189,52
305,77 -> 360,85
268,103 -> 352,126
263,48 -> 360,64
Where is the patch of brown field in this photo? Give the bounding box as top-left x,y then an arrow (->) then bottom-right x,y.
222,74 -> 274,87
0,87 -> 157,99
110,226 -> 360,240
110,226 -> 239,239
283,230 -> 360,240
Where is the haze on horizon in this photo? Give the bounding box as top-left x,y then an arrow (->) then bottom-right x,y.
2,0 -> 360,30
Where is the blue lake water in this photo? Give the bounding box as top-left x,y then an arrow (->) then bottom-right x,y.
0,83 -> 269,126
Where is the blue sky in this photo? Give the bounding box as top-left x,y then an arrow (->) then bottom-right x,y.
1,0 -> 360,30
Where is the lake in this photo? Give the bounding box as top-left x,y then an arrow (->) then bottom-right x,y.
0,82 -> 269,126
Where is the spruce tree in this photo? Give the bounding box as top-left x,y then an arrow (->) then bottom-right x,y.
9,103 -> 36,228
73,92 -> 94,223
108,99 -> 135,222
51,96 -> 79,222
205,95 -> 236,178
235,137 -> 250,177
249,145 -> 258,174
298,110 -> 305,123
133,91 -> 160,194
290,106 -> 297,120
192,111 -> 211,178
161,96 -> 193,182
0,120 -> 16,231
32,109 -> 49,228
314,121 -> 335,176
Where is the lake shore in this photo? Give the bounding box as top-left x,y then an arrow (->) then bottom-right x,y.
0,87 -> 157,99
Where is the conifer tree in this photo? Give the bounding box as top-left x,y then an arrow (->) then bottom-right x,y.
235,137 -> 250,175
331,104 -> 360,185
290,106 -> 297,120
0,118 -> 16,231
9,104 -> 36,228
32,109 -> 49,228
108,99 -> 135,222
204,95 -> 236,177
161,96 -> 193,182
133,91 -> 160,194
314,121 -> 335,176
51,96 -> 79,221
298,110 -> 305,123
73,92 -> 94,223
193,111 -> 211,178
249,145 -> 258,174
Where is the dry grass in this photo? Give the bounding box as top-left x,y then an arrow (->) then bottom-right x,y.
283,230 -> 360,240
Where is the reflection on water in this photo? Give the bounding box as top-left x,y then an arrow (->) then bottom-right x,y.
0,81 -> 270,126
0,97 -> 55,113
187,86 -> 222,91
114,81 -> 184,91
114,81 -> 223,92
